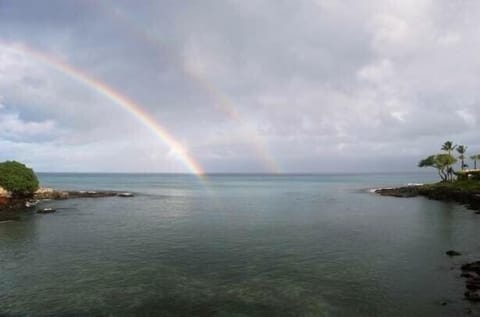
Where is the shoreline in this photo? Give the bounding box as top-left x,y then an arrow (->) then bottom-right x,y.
375,182 -> 480,302
374,183 -> 480,212
0,188 -> 134,221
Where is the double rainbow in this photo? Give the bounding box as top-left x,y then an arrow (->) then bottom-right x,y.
102,5 -> 282,174
0,41 -> 205,176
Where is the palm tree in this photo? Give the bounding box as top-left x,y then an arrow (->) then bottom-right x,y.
456,145 -> 468,170
441,141 -> 457,155
441,141 -> 457,180
471,154 -> 480,170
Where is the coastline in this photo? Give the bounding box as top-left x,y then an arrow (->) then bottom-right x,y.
375,183 -> 480,212
375,182 -> 480,302
0,188 -> 134,221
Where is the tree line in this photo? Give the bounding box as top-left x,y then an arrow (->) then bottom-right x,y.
418,141 -> 480,182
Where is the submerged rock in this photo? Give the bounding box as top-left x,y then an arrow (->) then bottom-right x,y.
461,261 -> 480,301
446,250 -> 462,256
461,272 -> 479,279
465,290 -> 480,301
461,261 -> 480,274
466,278 -> 480,290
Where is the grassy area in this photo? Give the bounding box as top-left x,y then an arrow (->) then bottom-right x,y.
422,180 -> 480,192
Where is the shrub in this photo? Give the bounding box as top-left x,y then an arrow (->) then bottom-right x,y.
0,161 -> 39,197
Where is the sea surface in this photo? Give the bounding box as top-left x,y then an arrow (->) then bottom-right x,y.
1,173 -> 479,316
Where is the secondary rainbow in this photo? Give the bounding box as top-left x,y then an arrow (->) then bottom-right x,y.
0,41 -> 205,176
102,4 -> 282,174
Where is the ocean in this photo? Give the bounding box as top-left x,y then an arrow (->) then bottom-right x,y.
1,173 -> 479,316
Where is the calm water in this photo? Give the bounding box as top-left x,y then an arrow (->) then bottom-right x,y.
1,173 -> 479,316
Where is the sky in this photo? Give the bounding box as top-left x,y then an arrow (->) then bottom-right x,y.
0,0 -> 479,173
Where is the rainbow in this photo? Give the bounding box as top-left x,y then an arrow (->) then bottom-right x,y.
0,41 -> 205,176
103,5 -> 282,174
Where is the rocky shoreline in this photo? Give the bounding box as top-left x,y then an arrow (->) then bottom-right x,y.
376,184 -> 480,303
0,188 -> 134,221
375,185 -> 480,212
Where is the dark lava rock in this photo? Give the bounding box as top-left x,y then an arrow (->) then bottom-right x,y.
37,208 -> 56,214
462,272 -> 480,279
466,278 -> 480,290
462,261 -> 480,301
67,191 -> 117,198
462,261 -> 480,274
375,187 -> 419,198
446,250 -> 462,256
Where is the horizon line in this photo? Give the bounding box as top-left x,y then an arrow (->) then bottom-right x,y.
36,170 -> 435,175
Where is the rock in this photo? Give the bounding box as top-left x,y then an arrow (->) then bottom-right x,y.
0,196 -> 10,206
466,278 -> 480,290
461,261 -> 480,301
446,250 -> 462,256
462,261 -> 480,274
37,207 -> 56,214
117,192 -> 134,197
0,186 -> 11,198
67,191 -> 117,198
375,187 -> 419,198
34,188 -> 69,200
462,272 -> 479,279
465,290 -> 480,301
25,200 -> 39,208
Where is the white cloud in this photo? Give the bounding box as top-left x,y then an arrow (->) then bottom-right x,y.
1,0 -> 480,172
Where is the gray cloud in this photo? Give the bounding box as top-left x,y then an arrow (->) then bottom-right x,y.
0,0 -> 479,172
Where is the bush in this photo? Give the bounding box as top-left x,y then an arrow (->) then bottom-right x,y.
0,161 -> 39,197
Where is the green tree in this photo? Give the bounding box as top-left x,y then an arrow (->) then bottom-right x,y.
470,154 -> 480,169
441,141 -> 457,180
418,154 -> 457,182
441,141 -> 457,154
0,161 -> 39,197
456,145 -> 468,170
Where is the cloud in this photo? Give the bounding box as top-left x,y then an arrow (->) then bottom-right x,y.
0,0 -> 479,172
0,106 -> 57,142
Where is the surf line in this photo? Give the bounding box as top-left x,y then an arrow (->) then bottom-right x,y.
0,41 -> 205,178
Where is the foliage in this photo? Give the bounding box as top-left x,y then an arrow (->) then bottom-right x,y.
418,154 -> 457,182
419,141 -> 480,182
0,161 -> 39,197
457,145 -> 468,170
470,154 -> 480,169
441,141 -> 457,154
423,180 -> 480,192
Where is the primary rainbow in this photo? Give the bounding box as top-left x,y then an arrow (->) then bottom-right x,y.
103,5 -> 282,174
0,41 -> 205,176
